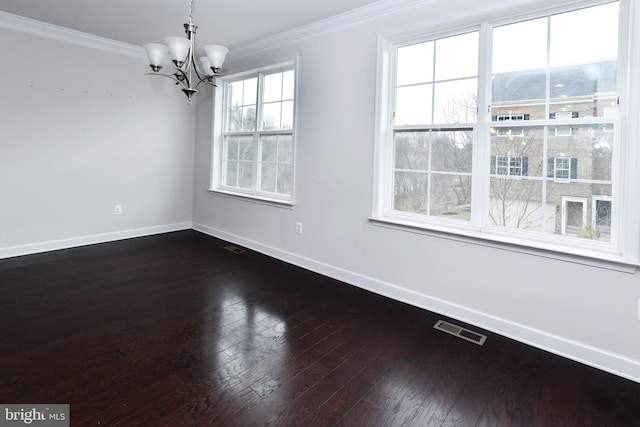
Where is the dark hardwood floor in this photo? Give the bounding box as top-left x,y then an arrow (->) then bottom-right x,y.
1,230 -> 638,426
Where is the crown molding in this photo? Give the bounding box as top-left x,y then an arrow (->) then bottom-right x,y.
0,11 -> 145,59
227,0 -> 431,60
226,0 -> 581,61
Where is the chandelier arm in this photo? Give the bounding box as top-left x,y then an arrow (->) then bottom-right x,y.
194,77 -> 216,89
145,71 -> 189,89
191,53 -> 207,82
172,66 -> 192,90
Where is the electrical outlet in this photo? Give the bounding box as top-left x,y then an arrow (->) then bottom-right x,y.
114,204 -> 123,215
296,222 -> 303,234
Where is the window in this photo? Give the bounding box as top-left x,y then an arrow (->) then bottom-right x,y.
374,1 -> 640,264
548,157 -> 577,180
491,156 -> 528,176
392,31 -> 478,221
212,63 -> 296,203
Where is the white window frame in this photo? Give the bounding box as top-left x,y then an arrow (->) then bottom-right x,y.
210,59 -> 298,205
553,157 -> 572,180
372,0 -> 640,268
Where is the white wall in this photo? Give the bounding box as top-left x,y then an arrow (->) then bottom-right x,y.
193,0 -> 640,382
0,25 -> 195,256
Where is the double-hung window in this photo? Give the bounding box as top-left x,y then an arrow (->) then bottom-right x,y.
374,1 -> 640,265
212,63 -> 296,203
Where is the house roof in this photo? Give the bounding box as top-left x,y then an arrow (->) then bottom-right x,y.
492,61 -> 617,102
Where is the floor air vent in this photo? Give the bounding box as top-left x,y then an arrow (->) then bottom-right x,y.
223,245 -> 246,254
434,320 -> 487,346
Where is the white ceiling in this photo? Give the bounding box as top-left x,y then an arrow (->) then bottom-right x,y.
0,0 -> 385,49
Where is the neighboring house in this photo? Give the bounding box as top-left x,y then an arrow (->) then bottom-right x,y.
489,61 -> 616,239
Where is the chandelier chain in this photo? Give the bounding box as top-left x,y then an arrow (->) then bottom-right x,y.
188,0 -> 195,24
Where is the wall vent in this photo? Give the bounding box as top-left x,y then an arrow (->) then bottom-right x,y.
434,320 -> 487,346
223,245 -> 246,254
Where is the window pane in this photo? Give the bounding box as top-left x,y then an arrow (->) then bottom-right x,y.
225,161 -> 238,187
282,70 -> 295,100
243,78 -> 258,105
491,127 -> 544,177
238,136 -> 253,161
225,136 -> 239,160
549,63 -> 617,118
238,162 -> 252,188
489,178 -> 546,231
547,183 -> 612,241
549,3 -> 618,67
260,164 -> 277,193
277,164 -> 293,195
229,81 -> 244,106
277,135 -> 293,163
434,32 -> 478,80
431,130 -> 473,173
491,72 -> 546,120
493,17 -> 547,74
433,78 -> 477,124
281,100 -> 294,130
397,41 -> 434,85
227,78 -> 257,132
263,72 -> 283,103
261,135 -> 277,162
394,171 -> 428,214
394,131 -> 429,171
430,174 -> 472,221
228,107 -> 243,132
396,84 -> 433,125
242,106 -> 256,131
547,125 -> 613,181
262,102 -> 281,130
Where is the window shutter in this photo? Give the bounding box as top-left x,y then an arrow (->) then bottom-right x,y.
522,157 -> 529,176
571,158 -> 578,179
548,158 -> 555,177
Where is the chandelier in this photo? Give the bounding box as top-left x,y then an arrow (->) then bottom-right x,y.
142,0 -> 229,104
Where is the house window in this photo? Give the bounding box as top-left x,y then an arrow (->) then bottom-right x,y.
212,63 -> 296,203
493,114 -> 530,121
373,1 -> 638,263
495,128 -> 528,137
491,156 -> 528,176
550,111 -> 579,119
548,157 -> 577,180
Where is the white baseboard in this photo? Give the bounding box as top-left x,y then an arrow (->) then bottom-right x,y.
192,222 -> 640,384
0,222 -> 192,260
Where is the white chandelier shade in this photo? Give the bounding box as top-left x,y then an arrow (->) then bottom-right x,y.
142,0 -> 229,104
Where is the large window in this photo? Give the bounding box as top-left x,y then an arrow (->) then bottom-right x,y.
374,1 -> 640,264
212,63 -> 296,203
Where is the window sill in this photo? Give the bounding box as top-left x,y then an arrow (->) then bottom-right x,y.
208,188 -> 295,209
368,216 -> 638,274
